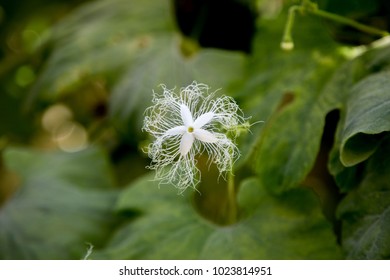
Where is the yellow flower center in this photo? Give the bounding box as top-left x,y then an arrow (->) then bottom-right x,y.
187,126 -> 194,133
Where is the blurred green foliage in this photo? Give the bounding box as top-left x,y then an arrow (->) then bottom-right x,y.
0,0 -> 389,259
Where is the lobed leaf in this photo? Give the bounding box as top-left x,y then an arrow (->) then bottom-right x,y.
109,35 -> 246,134
237,13 -> 346,194
339,71 -> 390,167
328,45 -> 390,191
91,174 -> 341,259
337,139 -> 390,259
30,0 -> 174,102
0,147 -> 119,259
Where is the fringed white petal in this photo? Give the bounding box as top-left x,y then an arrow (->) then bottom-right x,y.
180,132 -> 194,156
193,129 -> 218,143
193,112 -> 214,129
165,125 -> 186,136
180,104 -> 193,127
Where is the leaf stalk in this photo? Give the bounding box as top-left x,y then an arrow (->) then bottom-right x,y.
281,0 -> 390,50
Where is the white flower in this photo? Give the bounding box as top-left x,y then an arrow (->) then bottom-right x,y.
143,81 -> 249,193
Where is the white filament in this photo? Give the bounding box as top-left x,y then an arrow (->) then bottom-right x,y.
143,81 -> 249,193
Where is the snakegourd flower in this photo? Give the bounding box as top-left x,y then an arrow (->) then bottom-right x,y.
143,81 -> 249,193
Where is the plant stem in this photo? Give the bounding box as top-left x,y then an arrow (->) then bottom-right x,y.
227,171 -> 237,224
281,0 -> 390,50
281,5 -> 300,50
309,7 -> 389,37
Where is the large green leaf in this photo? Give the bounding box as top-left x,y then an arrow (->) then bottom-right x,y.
109,34 -> 246,134
29,0 -> 174,102
326,59 -> 369,192
236,12 -> 346,193
339,71 -> 390,166
29,0 -> 246,137
337,138 -> 390,259
327,45 -> 390,191
0,147 -> 118,259
92,174 -> 341,259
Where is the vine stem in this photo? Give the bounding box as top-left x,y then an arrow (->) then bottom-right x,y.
310,7 -> 389,37
281,0 -> 390,50
227,170 -> 237,224
281,5 -> 300,50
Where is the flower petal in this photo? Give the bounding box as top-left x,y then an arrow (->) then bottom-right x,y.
165,125 -> 186,136
180,133 -> 195,156
180,104 -> 193,127
193,129 -> 218,143
193,112 -> 214,129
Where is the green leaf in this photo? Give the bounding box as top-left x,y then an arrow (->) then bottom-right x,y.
237,13 -> 345,193
109,34 -> 246,134
325,55 -> 370,191
328,146 -> 363,193
340,71 -> 390,167
30,0 -> 174,101
0,147 -> 118,259
30,0 -> 246,137
337,138 -> 390,259
327,46 -> 390,191
92,174 -> 341,259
